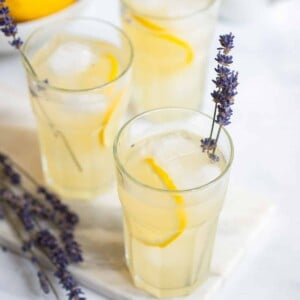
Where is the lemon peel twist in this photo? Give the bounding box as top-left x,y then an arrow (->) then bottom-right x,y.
133,15 -> 194,65
99,88 -> 127,146
143,157 -> 187,248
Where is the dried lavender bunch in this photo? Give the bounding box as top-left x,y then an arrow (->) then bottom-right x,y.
0,152 -> 85,300
201,33 -> 238,161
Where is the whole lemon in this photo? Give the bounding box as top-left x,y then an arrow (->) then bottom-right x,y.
6,0 -> 77,23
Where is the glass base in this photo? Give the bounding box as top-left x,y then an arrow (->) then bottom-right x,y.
45,175 -> 113,200
132,273 -> 209,299
41,154 -> 114,200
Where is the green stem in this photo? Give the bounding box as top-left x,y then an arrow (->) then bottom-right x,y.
20,51 -> 38,77
212,125 -> 222,155
209,104 -> 218,141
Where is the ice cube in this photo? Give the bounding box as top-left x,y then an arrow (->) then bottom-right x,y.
48,42 -> 97,75
153,132 -> 199,164
188,162 -> 222,187
61,93 -> 107,113
170,154 -> 222,190
151,132 -> 223,189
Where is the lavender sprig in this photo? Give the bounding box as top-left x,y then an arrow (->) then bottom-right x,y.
0,152 -> 85,300
0,0 -> 23,49
201,33 -> 238,161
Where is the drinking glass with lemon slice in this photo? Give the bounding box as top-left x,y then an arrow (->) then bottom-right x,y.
121,0 -> 221,113
114,108 -> 233,298
22,18 -> 133,199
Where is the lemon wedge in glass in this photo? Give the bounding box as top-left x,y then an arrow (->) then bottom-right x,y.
132,15 -> 194,66
99,87 -> 127,147
138,157 -> 187,248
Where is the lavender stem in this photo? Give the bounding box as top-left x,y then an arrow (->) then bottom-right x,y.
212,125 -> 222,155
209,103 -> 218,140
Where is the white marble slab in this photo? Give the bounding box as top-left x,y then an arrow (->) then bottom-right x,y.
0,182 -> 275,300
0,81 -> 275,299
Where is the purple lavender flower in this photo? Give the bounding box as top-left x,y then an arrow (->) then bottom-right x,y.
0,153 -> 7,163
201,33 -> 238,160
37,271 -> 50,294
3,164 -> 20,185
200,137 -> 216,152
18,208 -> 35,231
218,33 -> 235,54
214,36 -> 238,127
35,229 -> 69,269
215,53 -> 233,65
0,0 -> 23,49
37,187 -> 79,229
61,231 -> 83,263
22,240 -> 33,252
35,230 -> 84,299
55,269 -> 85,300
208,153 -> 220,162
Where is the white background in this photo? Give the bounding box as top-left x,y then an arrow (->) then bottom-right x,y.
0,0 -> 299,299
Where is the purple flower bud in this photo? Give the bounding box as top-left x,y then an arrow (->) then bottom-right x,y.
10,37 -> 23,48
0,152 -> 8,164
200,138 -> 216,152
0,6 -> 9,15
61,231 -> 83,263
37,271 -> 50,294
218,32 -> 235,53
208,153 -> 220,162
215,53 -> 233,65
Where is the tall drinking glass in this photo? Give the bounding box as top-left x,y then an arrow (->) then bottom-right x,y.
121,0 -> 220,113
22,18 -> 133,200
114,108 -> 233,298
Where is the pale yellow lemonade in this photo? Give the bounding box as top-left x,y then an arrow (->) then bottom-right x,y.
121,0 -> 220,112
117,130 -> 227,298
30,35 -> 130,199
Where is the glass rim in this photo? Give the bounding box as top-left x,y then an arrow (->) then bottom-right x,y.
120,0 -> 219,20
113,107 -> 234,194
22,17 -> 134,93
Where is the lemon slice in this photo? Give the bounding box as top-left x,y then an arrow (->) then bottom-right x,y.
99,88 -> 127,146
79,52 -> 119,89
133,15 -> 165,32
143,157 -> 187,248
132,15 -> 194,65
6,0 -> 76,22
105,53 -> 119,81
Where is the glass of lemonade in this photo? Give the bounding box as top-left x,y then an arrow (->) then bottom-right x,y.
113,108 -> 233,298
22,18 -> 133,200
121,0 -> 221,113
